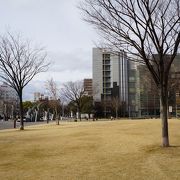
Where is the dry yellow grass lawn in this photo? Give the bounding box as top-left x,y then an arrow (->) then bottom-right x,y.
0,119 -> 180,180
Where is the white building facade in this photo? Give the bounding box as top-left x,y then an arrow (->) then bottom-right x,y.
93,48 -> 129,116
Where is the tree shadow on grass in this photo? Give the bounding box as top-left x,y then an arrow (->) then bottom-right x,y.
21,128 -> 49,132
143,144 -> 180,154
169,145 -> 180,148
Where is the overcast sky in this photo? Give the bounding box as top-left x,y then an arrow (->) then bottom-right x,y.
0,0 -> 98,100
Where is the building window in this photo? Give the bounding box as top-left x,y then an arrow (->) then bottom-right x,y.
129,77 -> 135,82
129,88 -> 135,93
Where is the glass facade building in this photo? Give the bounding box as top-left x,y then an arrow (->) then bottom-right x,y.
93,48 -> 180,118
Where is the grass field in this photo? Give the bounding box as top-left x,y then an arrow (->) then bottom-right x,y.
0,119 -> 180,180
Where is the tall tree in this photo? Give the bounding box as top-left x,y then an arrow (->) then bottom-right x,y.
46,78 -> 61,125
0,33 -> 49,130
61,81 -> 85,120
81,96 -> 94,118
80,0 -> 180,147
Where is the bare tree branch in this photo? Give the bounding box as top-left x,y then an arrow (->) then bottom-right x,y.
61,81 -> 85,120
0,32 -> 50,130
79,0 -> 180,147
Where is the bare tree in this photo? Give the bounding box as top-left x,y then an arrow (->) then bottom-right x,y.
80,0 -> 180,147
0,33 -> 49,130
61,81 -> 85,120
111,96 -> 120,119
46,78 -> 58,100
46,78 -> 61,125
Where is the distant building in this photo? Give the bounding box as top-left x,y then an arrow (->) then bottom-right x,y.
135,54 -> 180,117
0,83 -> 19,118
84,79 -> 93,96
137,65 -> 160,117
128,60 -> 141,117
92,47 -> 180,118
168,54 -> 180,116
34,92 -> 41,102
34,92 -> 49,102
93,48 -> 129,117
0,83 -> 18,102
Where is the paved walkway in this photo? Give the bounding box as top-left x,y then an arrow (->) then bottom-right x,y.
0,120 -> 50,130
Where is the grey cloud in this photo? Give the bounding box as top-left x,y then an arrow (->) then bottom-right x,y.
0,0 -> 96,101
48,49 -> 92,72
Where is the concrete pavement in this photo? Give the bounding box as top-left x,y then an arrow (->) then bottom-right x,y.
0,120 -> 50,130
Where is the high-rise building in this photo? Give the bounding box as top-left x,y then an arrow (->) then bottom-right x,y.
128,60 -> 141,117
166,54 -> 180,116
93,48 -> 129,116
136,54 -> 180,118
137,65 -> 160,117
93,47 -> 180,118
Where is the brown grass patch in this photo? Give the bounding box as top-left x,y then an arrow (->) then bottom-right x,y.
0,119 -> 180,179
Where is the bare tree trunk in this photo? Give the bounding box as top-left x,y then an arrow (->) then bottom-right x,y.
79,111 -> 81,121
47,108 -> 49,124
57,117 -> 60,125
160,86 -> 169,147
56,108 -> 60,125
19,91 -> 24,130
77,106 -> 81,121
116,108 -> 118,119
